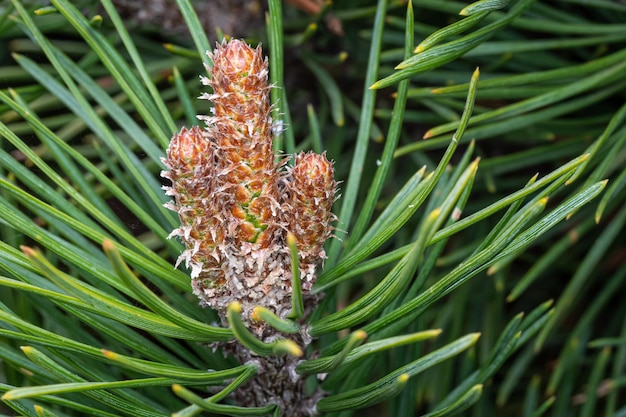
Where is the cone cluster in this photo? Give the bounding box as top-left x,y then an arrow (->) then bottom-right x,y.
162,39 -> 337,334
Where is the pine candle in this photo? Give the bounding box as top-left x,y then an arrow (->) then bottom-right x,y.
162,39 -> 337,338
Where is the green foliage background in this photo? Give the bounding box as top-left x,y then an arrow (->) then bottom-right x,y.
0,0 -> 625,416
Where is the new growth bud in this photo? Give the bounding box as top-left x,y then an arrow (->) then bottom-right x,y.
161,126 -> 223,281
287,151 -> 338,290
162,39 -> 338,338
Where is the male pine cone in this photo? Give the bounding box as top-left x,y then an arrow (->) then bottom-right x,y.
162,39 -> 337,336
